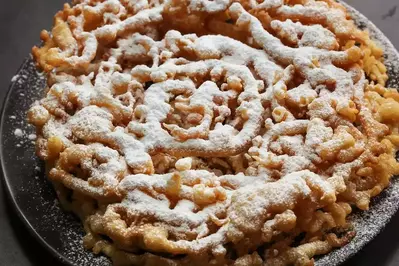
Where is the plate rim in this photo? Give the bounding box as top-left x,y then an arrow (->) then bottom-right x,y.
0,58 -> 76,266
0,2 -> 398,266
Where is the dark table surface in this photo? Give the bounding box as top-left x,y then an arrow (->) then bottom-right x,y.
1,0 -> 399,265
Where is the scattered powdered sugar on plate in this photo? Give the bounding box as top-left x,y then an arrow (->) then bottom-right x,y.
3,60 -> 47,154
2,58 -> 112,266
11,74 -> 19,83
14,128 -> 23,137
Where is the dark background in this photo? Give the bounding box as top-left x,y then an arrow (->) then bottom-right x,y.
0,0 -> 399,265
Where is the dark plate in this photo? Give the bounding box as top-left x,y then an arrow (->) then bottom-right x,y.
1,2 -> 399,266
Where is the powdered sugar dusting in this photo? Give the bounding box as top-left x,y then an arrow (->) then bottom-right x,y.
14,128 -> 23,137
2,1 -> 399,265
11,74 -> 19,83
315,2 -> 399,265
2,59 -> 111,266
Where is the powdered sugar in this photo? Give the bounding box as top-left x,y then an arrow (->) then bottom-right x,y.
14,128 -> 24,137
270,19 -> 339,50
11,74 -> 19,82
28,134 -> 37,140
315,2 -> 399,264
7,0 -> 399,265
2,58 -> 112,265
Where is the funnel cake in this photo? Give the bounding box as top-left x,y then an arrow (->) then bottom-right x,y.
28,0 -> 399,265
